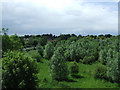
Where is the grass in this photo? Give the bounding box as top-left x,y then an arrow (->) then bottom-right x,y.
37,59 -> 119,88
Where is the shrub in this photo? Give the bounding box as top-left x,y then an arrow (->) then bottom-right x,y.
94,64 -> 107,80
50,47 -> 69,81
83,56 -> 95,64
70,62 -> 79,76
28,50 -> 41,62
2,51 -> 39,88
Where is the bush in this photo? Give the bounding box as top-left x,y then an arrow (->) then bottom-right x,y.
94,64 -> 107,80
83,56 -> 95,64
28,50 -> 41,62
70,62 -> 79,76
50,47 -> 69,81
2,51 -> 39,88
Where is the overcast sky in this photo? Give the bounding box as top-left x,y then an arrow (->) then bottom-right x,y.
2,0 -> 118,36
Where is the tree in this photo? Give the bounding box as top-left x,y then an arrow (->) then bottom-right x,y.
2,31 -> 23,52
10,34 -> 23,50
38,37 -> 47,46
2,51 -> 39,88
2,34 -> 12,52
2,28 -> 8,34
106,49 -> 119,82
50,47 -> 69,81
99,49 -> 107,65
64,41 -> 77,61
36,43 -> 43,56
43,42 -> 54,60
28,50 -> 41,62
28,37 -> 38,47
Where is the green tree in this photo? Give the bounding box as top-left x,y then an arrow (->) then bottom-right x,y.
10,34 -> 23,50
38,37 -> 47,46
99,49 -> 107,65
43,42 -> 54,59
36,43 -> 43,56
2,32 -> 23,52
106,49 -> 119,82
28,37 -> 38,47
2,51 -> 39,88
2,28 -> 8,34
50,47 -> 69,81
64,41 -> 78,62
2,34 -> 12,52
28,50 -> 41,62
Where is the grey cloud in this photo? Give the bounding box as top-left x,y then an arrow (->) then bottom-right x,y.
2,1 -> 118,36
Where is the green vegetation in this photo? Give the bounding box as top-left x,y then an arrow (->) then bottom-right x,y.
2,50 -> 39,88
94,64 -> 107,80
38,59 -> 118,88
50,47 -> 69,81
43,41 -> 54,60
28,50 -> 42,62
69,62 -> 79,77
2,28 -> 120,88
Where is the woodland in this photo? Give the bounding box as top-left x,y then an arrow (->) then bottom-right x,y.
1,28 -> 120,88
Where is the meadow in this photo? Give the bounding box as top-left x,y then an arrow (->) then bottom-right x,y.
37,59 -> 118,88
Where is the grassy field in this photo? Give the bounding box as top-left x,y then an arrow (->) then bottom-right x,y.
37,59 -> 118,88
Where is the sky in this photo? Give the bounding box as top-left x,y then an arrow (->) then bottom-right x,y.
1,0 -> 119,36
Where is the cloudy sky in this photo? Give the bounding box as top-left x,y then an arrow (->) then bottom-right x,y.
2,0 -> 118,36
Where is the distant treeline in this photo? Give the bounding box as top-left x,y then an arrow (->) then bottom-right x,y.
22,33 -> 113,40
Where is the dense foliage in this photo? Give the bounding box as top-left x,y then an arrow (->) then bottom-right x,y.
2,51 -> 39,88
43,42 -> 54,60
2,34 -> 23,52
2,28 -> 120,88
50,47 -> 69,81
69,62 -> 79,77
28,50 -> 42,62
36,43 -> 43,56
94,64 -> 107,80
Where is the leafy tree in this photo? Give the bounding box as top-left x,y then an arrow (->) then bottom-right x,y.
68,36 -> 77,42
64,41 -> 76,61
43,42 -> 54,60
106,49 -> 119,82
105,34 -> 112,38
10,34 -> 23,50
2,34 -> 12,52
2,28 -> 8,34
38,37 -> 47,46
2,32 -> 23,52
50,47 -> 69,81
28,37 -> 38,47
36,43 -> 43,56
2,51 -> 39,88
28,50 -> 41,62
99,49 -> 107,65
